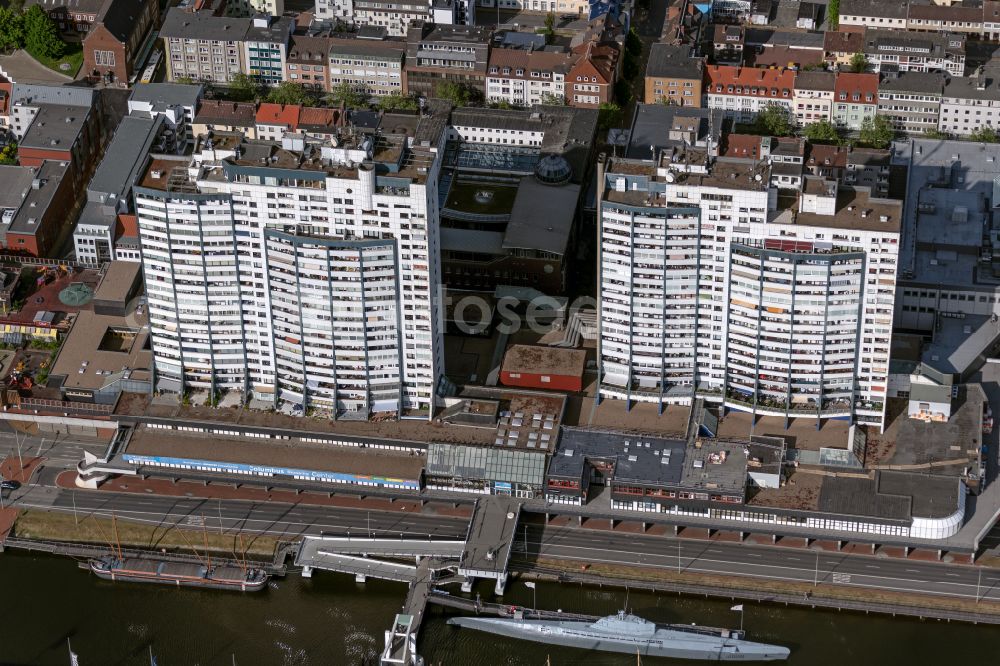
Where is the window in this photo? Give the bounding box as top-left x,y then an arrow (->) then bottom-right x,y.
95,50 -> 116,67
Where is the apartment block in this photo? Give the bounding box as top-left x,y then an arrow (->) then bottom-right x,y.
939,74 -> 1000,137
839,0 -> 908,30
160,10 -> 250,84
133,107 -> 450,418
703,65 -> 796,124
81,0 -> 158,87
832,73 -> 878,131
403,22 -> 490,99
644,43 -> 703,107
863,30 -> 965,78
285,34 -> 333,92
486,48 -> 575,107
596,134 -> 899,428
878,71 -> 944,135
244,16 -> 293,86
328,31 -> 406,97
792,70 -> 835,126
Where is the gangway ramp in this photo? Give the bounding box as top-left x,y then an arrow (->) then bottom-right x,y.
298,534 -> 466,558
296,551 -> 419,584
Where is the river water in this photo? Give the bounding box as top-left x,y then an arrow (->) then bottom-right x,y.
2,550 -> 999,666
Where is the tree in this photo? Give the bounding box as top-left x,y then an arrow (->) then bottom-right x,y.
598,102 -> 622,132
828,0 -> 840,30
488,100 -> 514,109
435,81 -> 472,106
625,28 -> 642,57
849,51 -> 868,73
227,73 -> 261,102
922,129 -> 947,140
0,7 -> 25,52
803,119 -> 842,145
0,143 -> 17,166
266,81 -> 309,106
326,81 -> 369,108
970,126 -> 1000,143
22,5 -> 63,60
538,92 -> 565,106
544,11 -> 555,33
858,114 -> 894,148
753,103 -> 792,137
377,93 -> 419,112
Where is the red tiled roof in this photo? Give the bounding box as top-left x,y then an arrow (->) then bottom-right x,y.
255,103 -> 301,128
298,106 -> 339,130
722,133 -> 763,159
834,72 -> 878,103
705,65 -> 797,99
823,30 -> 864,54
806,143 -> 850,168
116,214 -> 139,240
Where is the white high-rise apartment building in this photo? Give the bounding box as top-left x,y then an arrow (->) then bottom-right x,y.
597,154 -> 900,429
133,125 -> 446,418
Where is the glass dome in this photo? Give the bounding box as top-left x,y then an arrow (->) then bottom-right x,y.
534,154 -> 572,185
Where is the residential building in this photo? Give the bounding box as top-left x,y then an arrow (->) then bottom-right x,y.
285,34 -> 333,92
878,71 -> 944,135
0,161 -> 74,256
823,30 -> 865,69
644,43 -> 703,107
403,22 -> 490,99
192,100 -> 258,139
127,83 -> 203,153
8,84 -> 96,141
863,30 -> 965,78
430,0 -> 475,26
74,115 -> 165,264
712,24 -> 744,66
792,70 -> 835,126
906,2 -> 984,35
804,143 -> 849,181
486,48 -> 575,107
81,0 -> 158,87
567,43 -> 618,108
328,30 -> 407,98
712,0 -> 751,22
133,106 -> 451,417
314,0 -> 353,24
832,72 -> 878,131
160,10 -> 251,84
17,103 -> 99,178
844,148 -> 893,198
353,0 -> 433,37
244,16 -> 293,86
227,0 -> 285,16
986,0 -> 1000,40
796,2 -> 822,30
23,0 -> 105,37
596,138 -> 900,428
255,102 -> 301,141
939,74 -> 1000,137
839,0 -> 908,31
703,65 -> 797,124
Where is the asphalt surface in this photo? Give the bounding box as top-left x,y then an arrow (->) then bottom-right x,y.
522,524 -> 1000,603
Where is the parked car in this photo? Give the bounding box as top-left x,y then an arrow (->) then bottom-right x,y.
0,479 -> 20,490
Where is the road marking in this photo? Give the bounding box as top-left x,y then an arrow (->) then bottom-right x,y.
746,553 -> 761,558
865,565 -> 879,569
832,573 -> 852,584
906,569 -> 920,573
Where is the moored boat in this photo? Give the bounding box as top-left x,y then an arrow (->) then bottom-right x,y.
89,555 -> 268,592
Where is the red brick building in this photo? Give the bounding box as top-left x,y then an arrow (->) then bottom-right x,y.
500,345 -> 587,393
82,0 -> 159,87
567,43 -> 619,108
0,161 -> 75,257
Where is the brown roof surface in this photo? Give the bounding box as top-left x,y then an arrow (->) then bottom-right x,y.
488,48 -> 577,78
789,186 -> 902,233
194,100 -> 257,127
287,34 -> 333,64
255,103 -> 301,128
908,3 -> 983,21
298,106 -> 341,131
126,428 -> 425,479
749,45 -> 823,69
705,65 -> 797,98
721,133 -> 763,159
501,344 -> 586,377
805,143 -> 849,169
51,310 -> 152,391
823,30 -> 864,54
834,72 -> 878,101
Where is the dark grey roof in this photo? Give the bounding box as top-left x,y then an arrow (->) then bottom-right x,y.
6,161 -> 68,235
794,70 -> 835,91
87,115 -> 162,203
865,28 -> 963,57
19,104 -> 89,152
0,166 -> 36,211
94,0 -> 150,43
879,71 -> 945,96
10,83 -> 95,108
244,16 -> 293,44
129,83 -> 202,110
646,43 -> 703,80
744,28 -> 825,49
625,104 -> 720,159
943,75 -> 1000,101
840,0 -> 909,19
23,0 -> 105,14
328,35 -> 406,59
505,178 -> 580,256
549,427 -> 688,486
818,471 -> 961,521
160,9 -> 250,42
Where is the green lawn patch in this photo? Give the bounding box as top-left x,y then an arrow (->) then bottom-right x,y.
28,43 -> 83,77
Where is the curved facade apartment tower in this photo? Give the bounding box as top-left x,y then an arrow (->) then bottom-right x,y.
134,130 -> 444,419
597,155 -> 899,429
